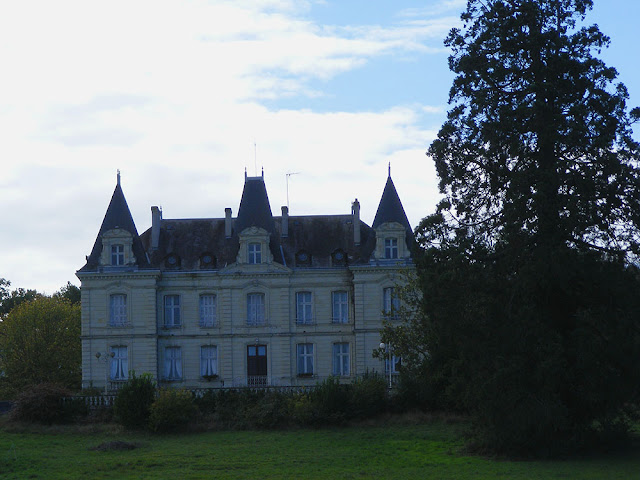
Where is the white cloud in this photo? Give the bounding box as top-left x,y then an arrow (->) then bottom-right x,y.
0,0 -> 455,293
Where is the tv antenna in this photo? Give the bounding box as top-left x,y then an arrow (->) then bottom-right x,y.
286,171 -> 300,209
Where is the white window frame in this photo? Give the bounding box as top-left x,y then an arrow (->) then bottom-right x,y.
296,291 -> 313,324
248,242 -> 262,264
383,287 -> 400,319
297,343 -> 314,375
109,346 -> 128,380
332,342 -> 350,376
164,295 -> 181,327
200,345 -> 218,377
384,238 -> 398,259
247,292 -> 265,326
164,346 -> 182,380
109,294 -> 127,326
331,291 -> 348,323
199,294 -> 217,327
111,244 -> 125,265
385,355 -> 402,375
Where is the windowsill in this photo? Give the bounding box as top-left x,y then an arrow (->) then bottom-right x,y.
162,325 -> 182,329
199,324 -> 218,329
296,373 -> 314,378
162,378 -> 183,382
108,323 -> 131,328
295,321 -> 315,326
201,375 -> 219,381
331,320 -> 350,324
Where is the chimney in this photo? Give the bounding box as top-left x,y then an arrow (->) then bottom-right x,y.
352,199 -> 361,246
281,206 -> 289,237
151,206 -> 162,250
225,208 -> 232,238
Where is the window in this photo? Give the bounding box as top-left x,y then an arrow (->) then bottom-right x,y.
164,295 -> 181,327
383,287 -> 400,318
384,238 -> 398,259
109,294 -> 127,326
164,346 -> 182,380
296,292 -> 313,324
332,291 -> 348,323
111,244 -> 124,265
297,343 -> 314,375
248,243 -> 262,264
109,346 -> 128,380
247,293 -> 265,326
332,343 -> 350,376
200,345 -> 218,377
247,345 -> 267,386
199,294 -> 217,327
385,355 -> 402,374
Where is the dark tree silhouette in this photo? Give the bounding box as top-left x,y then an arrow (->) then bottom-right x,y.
385,0 -> 640,455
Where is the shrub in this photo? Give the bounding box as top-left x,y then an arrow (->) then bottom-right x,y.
308,377 -> 352,425
246,390 -> 292,429
350,373 -> 388,419
289,391 -> 316,425
113,372 -> 156,429
148,388 -> 198,432
9,383 -> 73,424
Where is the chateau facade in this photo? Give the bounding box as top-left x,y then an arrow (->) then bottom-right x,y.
77,171 -> 413,390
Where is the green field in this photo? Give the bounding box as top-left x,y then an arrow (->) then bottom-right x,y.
1,418 -> 638,479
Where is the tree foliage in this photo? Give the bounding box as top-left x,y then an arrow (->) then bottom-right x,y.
385,0 -> 640,455
428,0 -> 640,258
53,282 -> 81,306
0,296 -> 81,391
0,278 -> 41,320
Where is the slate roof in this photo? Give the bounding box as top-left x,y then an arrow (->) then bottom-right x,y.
79,179 -> 149,272
372,175 -> 412,232
138,214 -> 376,270
234,175 -> 275,234
81,172 -> 411,273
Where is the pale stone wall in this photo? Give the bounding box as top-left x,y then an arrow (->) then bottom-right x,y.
80,262 -> 411,390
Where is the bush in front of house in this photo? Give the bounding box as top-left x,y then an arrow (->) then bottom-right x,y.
148,388 -> 198,432
113,372 -> 156,429
349,373 -> 388,420
9,383 -> 80,424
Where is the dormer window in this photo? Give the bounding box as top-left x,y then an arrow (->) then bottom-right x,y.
296,250 -> 311,266
200,253 -> 216,269
248,243 -> 262,264
111,245 -> 125,265
332,249 -> 347,266
384,238 -> 398,259
237,226 -> 272,265
100,228 -> 134,267
164,254 -> 181,269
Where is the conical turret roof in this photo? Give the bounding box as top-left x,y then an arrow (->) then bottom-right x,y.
80,174 -> 148,271
372,174 -> 411,232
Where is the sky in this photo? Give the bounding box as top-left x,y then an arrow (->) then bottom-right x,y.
1,0 -> 639,294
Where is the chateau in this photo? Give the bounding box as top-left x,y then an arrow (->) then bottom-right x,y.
77,171 -> 413,390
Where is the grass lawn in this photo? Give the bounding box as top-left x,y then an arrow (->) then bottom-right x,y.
1,418 -> 639,479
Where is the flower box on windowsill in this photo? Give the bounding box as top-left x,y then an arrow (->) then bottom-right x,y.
297,373 -> 314,378
201,374 -> 219,382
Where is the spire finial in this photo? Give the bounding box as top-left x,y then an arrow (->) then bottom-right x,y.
117,169 -> 121,186
261,166 -> 264,178
245,167 -> 247,180
388,162 -> 391,178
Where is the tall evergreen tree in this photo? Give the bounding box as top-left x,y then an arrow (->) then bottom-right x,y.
387,0 -> 640,455
428,0 -> 640,256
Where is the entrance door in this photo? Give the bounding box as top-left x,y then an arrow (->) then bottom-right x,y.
247,345 -> 267,386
